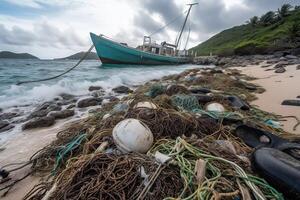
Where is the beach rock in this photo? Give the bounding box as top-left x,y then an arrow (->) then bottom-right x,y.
296,65 -> 300,70
91,90 -> 105,98
0,112 -> 19,120
77,97 -> 103,108
88,86 -> 103,91
274,61 -> 289,68
35,102 -> 51,111
59,93 -> 75,100
0,120 -> 9,129
66,104 -> 76,109
29,104 -> 62,119
112,86 -> 133,94
107,96 -> 119,102
281,100 -> 300,106
285,55 -> 298,59
274,67 -> 286,73
22,116 -> 55,130
29,109 -> 49,118
273,51 -> 286,58
48,109 -> 75,119
0,123 -> 14,133
266,59 -> 279,64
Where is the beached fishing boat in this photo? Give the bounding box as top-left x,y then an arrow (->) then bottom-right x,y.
90,3 -> 198,65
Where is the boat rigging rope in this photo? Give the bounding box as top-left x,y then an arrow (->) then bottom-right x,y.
16,44 -> 95,85
148,10 -> 188,37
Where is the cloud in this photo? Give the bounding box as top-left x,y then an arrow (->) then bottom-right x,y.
0,22 -> 89,49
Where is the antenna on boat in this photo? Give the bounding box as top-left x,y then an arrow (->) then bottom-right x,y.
175,2 -> 198,51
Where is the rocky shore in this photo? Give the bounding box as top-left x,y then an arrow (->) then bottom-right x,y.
0,54 -> 299,199
0,85 -> 135,134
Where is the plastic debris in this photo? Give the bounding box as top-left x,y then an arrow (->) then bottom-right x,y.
134,101 -> 157,109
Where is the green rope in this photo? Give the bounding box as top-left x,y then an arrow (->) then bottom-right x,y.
51,133 -> 87,175
171,95 -> 200,112
149,138 -> 284,200
145,84 -> 166,98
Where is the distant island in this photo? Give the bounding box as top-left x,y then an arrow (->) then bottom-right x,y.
0,51 -> 39,59
191,4 -> 300,56
55,51 -> 99,60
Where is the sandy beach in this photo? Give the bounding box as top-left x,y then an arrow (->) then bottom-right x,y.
237,63 -> 300,134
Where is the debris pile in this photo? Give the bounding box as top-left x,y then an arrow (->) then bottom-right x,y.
1,67 -> 299,200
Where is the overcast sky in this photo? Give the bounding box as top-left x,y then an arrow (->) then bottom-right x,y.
0,0 -> 299,59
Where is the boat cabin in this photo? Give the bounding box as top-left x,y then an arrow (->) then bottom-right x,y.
137,36 -> 177,56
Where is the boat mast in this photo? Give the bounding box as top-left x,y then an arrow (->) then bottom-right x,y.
175,3 -> 198,50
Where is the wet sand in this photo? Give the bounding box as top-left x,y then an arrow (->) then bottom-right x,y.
236,63 -> 300,134
0,119 -> 81,199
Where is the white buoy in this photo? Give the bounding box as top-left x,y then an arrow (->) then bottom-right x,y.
206,102 -> 225,112
134,101 -> 157,109
112,118 -> 153,153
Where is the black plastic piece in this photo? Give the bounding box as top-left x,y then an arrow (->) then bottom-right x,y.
252,148 -> 300,199
227,95 -> 250,110
189,88 -> 211,94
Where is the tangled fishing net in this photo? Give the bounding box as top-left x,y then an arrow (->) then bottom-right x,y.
48,153 -> 183,200
149,138 -> 284,200
126,107 -> 218,139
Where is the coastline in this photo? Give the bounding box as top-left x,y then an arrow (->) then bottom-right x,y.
236,63 -> 300,134
0,55 -> 299,199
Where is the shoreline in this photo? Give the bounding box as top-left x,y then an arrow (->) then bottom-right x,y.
0,55 -> 299,199
236,63 -> 300,134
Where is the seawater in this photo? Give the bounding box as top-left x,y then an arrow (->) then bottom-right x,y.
0,59 -> 206,143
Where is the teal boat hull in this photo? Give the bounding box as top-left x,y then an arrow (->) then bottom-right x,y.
90,33 -> 191,65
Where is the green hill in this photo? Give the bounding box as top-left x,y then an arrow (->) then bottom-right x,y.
0,51 -> 39,59
55,51 -> 99,60
191,7 -> 300,56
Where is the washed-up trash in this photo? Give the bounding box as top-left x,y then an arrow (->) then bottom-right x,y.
281,99 -> 300,106
189,87 -> 211,94
253,148 -> 300,198
227,95 -> 250,110
154,151 -> 171,164
171,94 -> 200,111
145,84 -> 166,98
184,75 -> 196,82
133,101 -> 157,109
205,102 -> 225,112
214,140 -> 237,155
192,94 -> 213,103
165,84 -> 189,96
102,113 -> 111,120
265,119 -> 281,128
50,153 -> 183,200
235,125 -> 300,151
112,118 -> 153,153
112,102 -> 129,113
